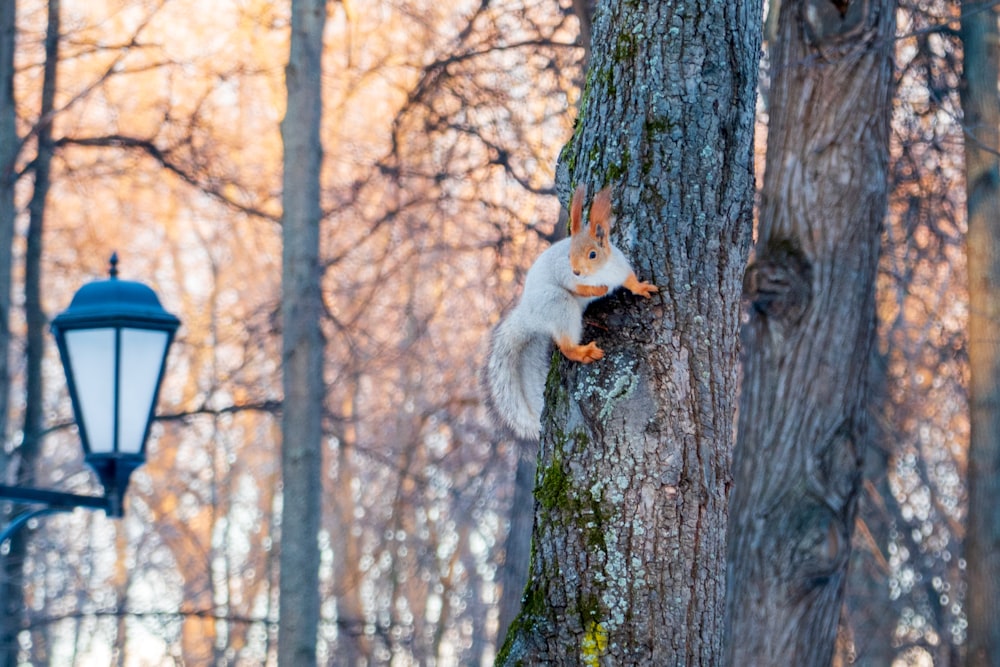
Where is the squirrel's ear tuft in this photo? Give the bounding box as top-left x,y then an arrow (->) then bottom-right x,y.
590,187 -> 613,243
570,185 -> 586,235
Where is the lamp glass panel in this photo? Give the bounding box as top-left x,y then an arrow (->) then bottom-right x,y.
64,328 -> 116,454
117,328 -> 169,455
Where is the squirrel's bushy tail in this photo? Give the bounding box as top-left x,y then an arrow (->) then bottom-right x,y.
484,316 -> 551,441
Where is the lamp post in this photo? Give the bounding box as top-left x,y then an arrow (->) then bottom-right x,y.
0,253 -> 179,543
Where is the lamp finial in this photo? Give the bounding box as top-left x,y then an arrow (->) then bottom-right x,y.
109,252 -> 119,279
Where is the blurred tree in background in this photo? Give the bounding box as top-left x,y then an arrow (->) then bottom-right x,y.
958,2 -> 1000,665
727,0 -> 895,663
277,0 -> 325,664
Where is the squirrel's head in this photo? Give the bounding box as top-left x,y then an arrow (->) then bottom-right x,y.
569,185 -> 613,277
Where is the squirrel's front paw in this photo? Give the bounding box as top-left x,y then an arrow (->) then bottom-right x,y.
624,273 -> 658,298
634,281 -> 658,298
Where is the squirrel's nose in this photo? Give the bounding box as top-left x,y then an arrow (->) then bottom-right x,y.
573,269 -> 580,276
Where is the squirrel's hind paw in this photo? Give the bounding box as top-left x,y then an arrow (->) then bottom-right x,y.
557,338 -> 604,363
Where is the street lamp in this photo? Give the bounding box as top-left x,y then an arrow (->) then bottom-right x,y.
0,253 -> 179,542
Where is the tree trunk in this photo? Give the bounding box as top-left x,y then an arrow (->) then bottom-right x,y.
2,2 -> 59,664
498,0 -> 760,663
725,1 -> 894,665
0,0 -> 14,454
496,448 -> 536,644
959,5 -> 1000,666
0,1 -> 17,664
14,1 -> 60,662
24,0 -> 58,467
277,0 -> 326,665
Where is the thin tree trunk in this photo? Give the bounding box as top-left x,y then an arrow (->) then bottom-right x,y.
838,355 -> 899,666
2,3 -> 59,664
959,5 -> 1000,666
498,0 -> 760,663
0,1 -> 19,664
495,448 -> 535,644
23,0 -> 58,466
0,0 -> 14,456
330,380 -> 370,664
725,1 -> 894,665
19,1 -> 59,661
277,0 -> 326,665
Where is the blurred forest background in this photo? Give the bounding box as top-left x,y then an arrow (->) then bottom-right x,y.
0,0 -> 985,665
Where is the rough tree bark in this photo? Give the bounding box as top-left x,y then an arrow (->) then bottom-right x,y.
959,4 -> 1000,666
277,0 -> 326,665
725,0 -> 894,665
498,0 -> 760,664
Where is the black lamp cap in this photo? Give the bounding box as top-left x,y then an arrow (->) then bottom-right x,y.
51,256 -> 180,333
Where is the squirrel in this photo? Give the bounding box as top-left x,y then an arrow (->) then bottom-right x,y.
484,184 -> 658,441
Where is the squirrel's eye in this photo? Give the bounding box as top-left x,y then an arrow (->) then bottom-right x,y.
589,251 -> 597,260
